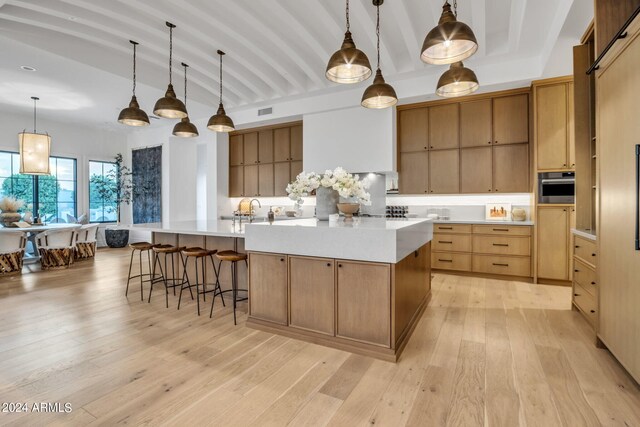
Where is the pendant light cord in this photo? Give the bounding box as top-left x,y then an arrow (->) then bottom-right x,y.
183,64 -> 188,107
132,42 -> 137,96
346,0 -> 350,32
33,97 -> 37,133
169,24 -> 173,85
219,53 -> 223,104
376,3 -> 381,70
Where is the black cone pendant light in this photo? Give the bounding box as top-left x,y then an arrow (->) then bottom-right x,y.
154,22 -> 188,119
326,0 -> 372,84
361,0 -> 397,109
118,40 -> 150,127
421,1 -> 478,65
173,63 -> 199,138
436,61 -> 479,97
207,50 -> 235,133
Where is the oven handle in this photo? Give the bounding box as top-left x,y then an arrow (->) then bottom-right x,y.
636,144 -> 640,251
540,179 -> 576,184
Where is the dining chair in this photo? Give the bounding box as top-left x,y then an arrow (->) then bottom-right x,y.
75,224 -> 99,261
0,231 -> 27,275
35,228 -> 79,270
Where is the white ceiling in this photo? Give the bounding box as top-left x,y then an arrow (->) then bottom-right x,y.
0,0 -> 591,127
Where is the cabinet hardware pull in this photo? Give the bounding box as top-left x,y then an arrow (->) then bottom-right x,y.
574,269 -> 579,272
280,258 -> 285,262
493,243 -> 509,247
438,259 -> 453,263
495,141 -> 498,144
575,245 -> 580,248
338,264 -> 342,268
591,281 -> 596,285
439,241 -> 453,244
439,227 -> 453,230
493,228 -> 509,232
488,141 -> 491,144
574,293 -> 580,297
424,146 -> 427,150
592,253 -> 596,257
590,310 -> 596,313
493,263 -> 509,267
326,263 -> 331,267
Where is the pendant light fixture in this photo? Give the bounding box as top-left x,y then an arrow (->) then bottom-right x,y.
172,63 -> 199,138
154,22 -> 187,119
118,40 -> 150,127
207,50 -> 235,133
436,61 -> 479,97
421,0 -> 478,65
326,0 -> 372,84
361,0 -> 397,109
18,96 -> 51,175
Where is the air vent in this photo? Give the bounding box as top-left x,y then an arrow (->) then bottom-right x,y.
258,107 -> 273,116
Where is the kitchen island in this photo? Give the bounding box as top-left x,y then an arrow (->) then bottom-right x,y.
244,218 -> 433,361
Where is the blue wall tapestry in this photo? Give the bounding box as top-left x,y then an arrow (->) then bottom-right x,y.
132,146 -> 162,224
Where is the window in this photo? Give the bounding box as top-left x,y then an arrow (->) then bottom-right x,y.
0,151 -> 77,221
89,160 -> 118,223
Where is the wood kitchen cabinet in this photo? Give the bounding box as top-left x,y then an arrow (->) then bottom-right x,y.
229,135 -> 244,166
533,77 -> 575,170
429,149 -> 459,194
429,104 -> 459,150
274,127 -> 290,162
258,130 -> 273,163
229,166 -> 244,197
258,164 -> 274,197
493,94 -> 529,145
243,132 -> 259,165
460,147 -> 492,193
537,206 -> 571,281
290,125 -> 303,161
274,162 -> 291,196
493,143 -> 530,193
244,165 -> 259,197
399,151 -> 428,194
248,253 -> 288,325
460,99 -> 492,147
289,257 -> 335,336
399,108 -> 428,152
336,261 -> 391,347
290,161 -> 302,181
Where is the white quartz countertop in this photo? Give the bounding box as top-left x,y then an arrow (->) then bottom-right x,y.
126,220 -> 246,238
244,218 -> 433,263
431,219 -> 534,226
571,228 -> 597,241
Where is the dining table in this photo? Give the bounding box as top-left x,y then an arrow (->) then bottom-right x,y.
0,223 -> 82,264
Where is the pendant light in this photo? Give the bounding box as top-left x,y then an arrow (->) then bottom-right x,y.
207,50 -> 235,133
326,0 -> 372,84
361,0 -> 397,109
18,96 -> 51,175
172,63 -> 199,137
421,0 -> 478,65
118,40 -> 150,127
154,22 -> 187,119
436,61 -> 479,97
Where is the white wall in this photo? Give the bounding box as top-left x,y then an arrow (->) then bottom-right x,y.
303,106 -> 396,174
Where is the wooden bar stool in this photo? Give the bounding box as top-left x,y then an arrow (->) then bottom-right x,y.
178,247 -> 224,316
148,244 -> 187,308
210,250 -> 248,325
125,242 -> 160,301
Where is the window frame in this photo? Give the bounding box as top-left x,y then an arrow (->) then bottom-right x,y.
88,159 -> 118,224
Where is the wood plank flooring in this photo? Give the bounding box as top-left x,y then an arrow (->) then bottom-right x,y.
1,248 -> 639,426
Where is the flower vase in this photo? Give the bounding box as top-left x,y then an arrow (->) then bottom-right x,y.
315,187 -> 339,221
0,212 -> 22,227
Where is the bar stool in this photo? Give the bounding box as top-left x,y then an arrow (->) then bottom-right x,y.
210,250 -> 248,325
178,247 -> 224,316
148,244 -> 187,308
125,242 -> 159,301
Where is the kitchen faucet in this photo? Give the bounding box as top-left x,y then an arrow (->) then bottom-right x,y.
249,199 -> 261,223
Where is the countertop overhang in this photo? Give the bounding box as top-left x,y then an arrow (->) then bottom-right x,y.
126,220 -> 246,238
244,218 -> 433,263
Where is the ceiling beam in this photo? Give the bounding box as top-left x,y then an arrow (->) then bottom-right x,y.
387,0 -> 422,68
539,0 -> 575,70
470,0 -> 487,57
349,0 -> 397,74
508,0 -> 528,53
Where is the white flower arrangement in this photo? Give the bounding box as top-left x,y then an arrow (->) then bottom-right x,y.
286,167 -> 371,205
0,196 -> 25,213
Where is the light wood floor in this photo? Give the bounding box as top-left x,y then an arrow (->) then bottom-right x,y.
1,249 -> 639,426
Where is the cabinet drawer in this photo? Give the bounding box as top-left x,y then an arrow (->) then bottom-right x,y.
573,258 -> 596,297
574,236 -> 597,267
431,252 -> 471,271
573,282 -> 597,326
472,224 -> 531,236
432,234 -> 472,252
433,223 -> 472,234
472,235 -> 531,256
472,254 -> 531,277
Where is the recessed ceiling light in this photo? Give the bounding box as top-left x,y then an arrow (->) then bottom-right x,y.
20,65 -> 36,72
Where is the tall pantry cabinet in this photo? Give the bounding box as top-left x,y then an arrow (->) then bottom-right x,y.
596,12 -> 640,383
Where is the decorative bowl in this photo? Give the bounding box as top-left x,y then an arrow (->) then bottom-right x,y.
285,211 -> 297,217
337,203 -> 360,218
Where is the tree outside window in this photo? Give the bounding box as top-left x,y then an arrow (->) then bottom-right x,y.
89,160 -> 118,222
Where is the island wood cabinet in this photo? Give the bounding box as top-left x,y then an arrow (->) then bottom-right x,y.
229,122 -> 302,197
398,88 -> 531,195
533,77 -> 575,171
247,243 -> 431,361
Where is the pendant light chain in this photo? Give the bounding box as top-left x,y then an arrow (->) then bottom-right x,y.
376,3 -> 381,71
346,0 -> 350,32
169,24 -> 173,85
453,0 -> 458,17
219,53 -> 223,104
132,42 -> 137,97
183,64 -> 188,108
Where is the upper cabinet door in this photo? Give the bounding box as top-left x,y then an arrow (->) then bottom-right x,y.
493,143 -> 530,193
460,99 -> 492,148
229,135 -> 244,166
493,94 -> 529,145
429,149 -> 460,194
429,104 -> 459,150
399,151 -> 428,194
399,108 -> 429,152
536,84 -> 569,170
568,82 -> 576,169
290,125 -> 303,161
258,130 -> 273,163
460,147 -> 492,193
273,128 -> 291,162
243,132 -> 259,165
